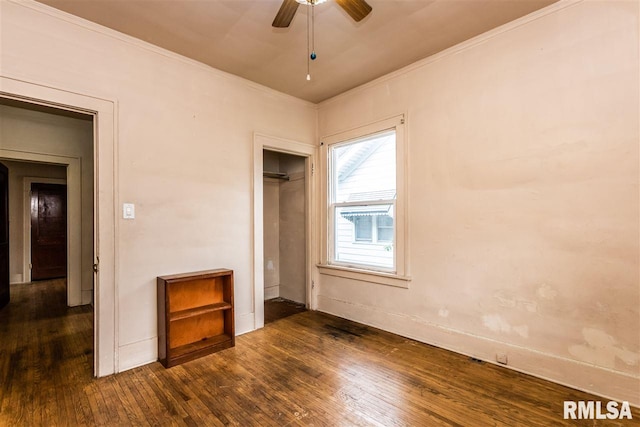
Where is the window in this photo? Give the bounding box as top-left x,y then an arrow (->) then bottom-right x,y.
328,124 -> 401,272
320,115 -> 408,285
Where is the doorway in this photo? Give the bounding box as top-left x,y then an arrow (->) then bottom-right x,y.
0,139 -> 87,306
0,160 -> 69,288
253,133 -> 317,330
1,76 -> 117,377
0,98 -> 97,377
263,150 -> 307,324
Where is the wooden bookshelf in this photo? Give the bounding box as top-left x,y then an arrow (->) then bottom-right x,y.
157,269 -> 234,368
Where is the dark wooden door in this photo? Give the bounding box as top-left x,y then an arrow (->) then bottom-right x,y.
31,183 -> 67,281
0,163 -> 8,308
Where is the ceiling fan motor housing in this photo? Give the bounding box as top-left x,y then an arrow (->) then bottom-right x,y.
273,0 -> 372,28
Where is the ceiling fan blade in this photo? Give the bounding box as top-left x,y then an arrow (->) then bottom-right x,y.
335,0 -> 372,22
272,0 -> 300,28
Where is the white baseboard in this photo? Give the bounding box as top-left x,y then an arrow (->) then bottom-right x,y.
317,295 -> 640,407
10,274 -> 23,284
118,337 -> 157,372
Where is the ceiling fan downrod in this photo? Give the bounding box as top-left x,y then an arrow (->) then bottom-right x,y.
296,0 -> 327,5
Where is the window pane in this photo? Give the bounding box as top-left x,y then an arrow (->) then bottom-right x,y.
377,215 -> 393,227
335,205 -> 394,269
354,216 -> 372,241
330,127 -> 397,271
333,130 -> 396,204
376,215 -> 393,242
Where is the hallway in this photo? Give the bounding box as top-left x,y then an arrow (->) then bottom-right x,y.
0,279 -> 93,423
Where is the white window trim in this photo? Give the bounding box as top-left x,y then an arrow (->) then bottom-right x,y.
319,114 -> 410,287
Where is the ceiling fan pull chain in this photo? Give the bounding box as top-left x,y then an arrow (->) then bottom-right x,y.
306,1 -> 311,80
310,3 -> 317,61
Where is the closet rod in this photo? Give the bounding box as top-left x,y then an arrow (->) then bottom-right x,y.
263,171 -> 290,181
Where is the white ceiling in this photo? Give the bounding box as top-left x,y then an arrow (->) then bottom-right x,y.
35,0 -> 558,103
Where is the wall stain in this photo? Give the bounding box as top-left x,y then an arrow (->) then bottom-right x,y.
482,313 -> 529,338
536,283 -> 557,300
493,290 -> 538,313
568,328 -> 639,369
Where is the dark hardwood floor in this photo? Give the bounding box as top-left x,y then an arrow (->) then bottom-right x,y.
264,297 -> 306,324
1,280 -> 638,426
0,279 -> 93,425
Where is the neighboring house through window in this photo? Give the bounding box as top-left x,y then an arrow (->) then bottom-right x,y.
352,214 -> 394,243
341,193 -> 395,244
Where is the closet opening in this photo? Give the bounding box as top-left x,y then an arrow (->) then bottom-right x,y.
262,150 -> 307,324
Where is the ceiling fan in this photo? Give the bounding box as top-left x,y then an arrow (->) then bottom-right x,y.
272,0 -> 372,28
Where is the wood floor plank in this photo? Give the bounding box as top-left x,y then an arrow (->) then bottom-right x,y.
0,280 -> 638,426
247,316 -> 484,425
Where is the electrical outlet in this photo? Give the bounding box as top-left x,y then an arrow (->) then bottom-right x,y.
496,353 -> 508,365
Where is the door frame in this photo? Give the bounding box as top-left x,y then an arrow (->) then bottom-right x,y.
0,76 -> 118,377
252,133 -> 318,330
22,177 -> 67,284
0,162 -> 8,309
12,164 -> 80,305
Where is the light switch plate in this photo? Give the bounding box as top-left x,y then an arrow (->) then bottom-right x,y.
123,203 -> 135,219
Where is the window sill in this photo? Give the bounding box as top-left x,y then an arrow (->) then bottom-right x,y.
317,264 -> 410,289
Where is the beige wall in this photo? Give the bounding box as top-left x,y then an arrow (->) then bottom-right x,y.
2,159 -> 66,283
0,105 -> 94,304
279,169 -> 306,304
0,0 -> 316,371
317,0 -> 639,404
263,178 -> 280,299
